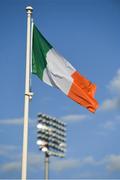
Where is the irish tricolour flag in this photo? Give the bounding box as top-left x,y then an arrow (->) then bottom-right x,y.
32,24 -> 99,113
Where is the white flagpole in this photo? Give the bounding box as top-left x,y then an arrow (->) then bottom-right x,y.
21,6 -> 33,180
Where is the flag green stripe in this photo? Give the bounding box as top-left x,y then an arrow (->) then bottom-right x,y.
32,25 -> 52,80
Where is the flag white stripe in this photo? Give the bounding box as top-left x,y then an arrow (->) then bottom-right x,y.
43,48 -> 75,94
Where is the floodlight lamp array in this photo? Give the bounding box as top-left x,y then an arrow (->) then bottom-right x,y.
37,113 -> 67,157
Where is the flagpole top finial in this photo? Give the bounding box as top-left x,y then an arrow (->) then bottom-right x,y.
26,6 -> 33,14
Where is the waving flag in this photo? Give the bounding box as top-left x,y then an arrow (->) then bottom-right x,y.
32,24 -> 99,113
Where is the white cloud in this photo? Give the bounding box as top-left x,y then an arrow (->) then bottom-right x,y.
100,69 -> 120,112
76,154 -> 120,178
0,118 -> 23,125
100,98 -> 120,111
98,117 -> 120,135
78,154 -> 120,173
60,114 -> 88,122
0,155 -> 97,174
97,117 -> 120,139
0,161 -> 21,172
105,154 -> 120,172
51,156 -> 97,172
0,118 -> 33,126
51,158 -> 80,171
102,121 -> 116,131
0,152 -> 44,172
0,145 -> 18,156
82,156 -> 97,165
108,69 -> 120,94
0,145 -> 21,172
1,145 -> 120,176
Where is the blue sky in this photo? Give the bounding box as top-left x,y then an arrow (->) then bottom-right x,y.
0,0 -> 120,179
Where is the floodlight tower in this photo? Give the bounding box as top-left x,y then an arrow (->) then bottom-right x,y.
36,113 -> 67,180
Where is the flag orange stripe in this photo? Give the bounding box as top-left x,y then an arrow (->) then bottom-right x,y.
67,71 -> 99,113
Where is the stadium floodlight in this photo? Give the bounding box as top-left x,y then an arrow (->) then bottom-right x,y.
36,113 -> 67,180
